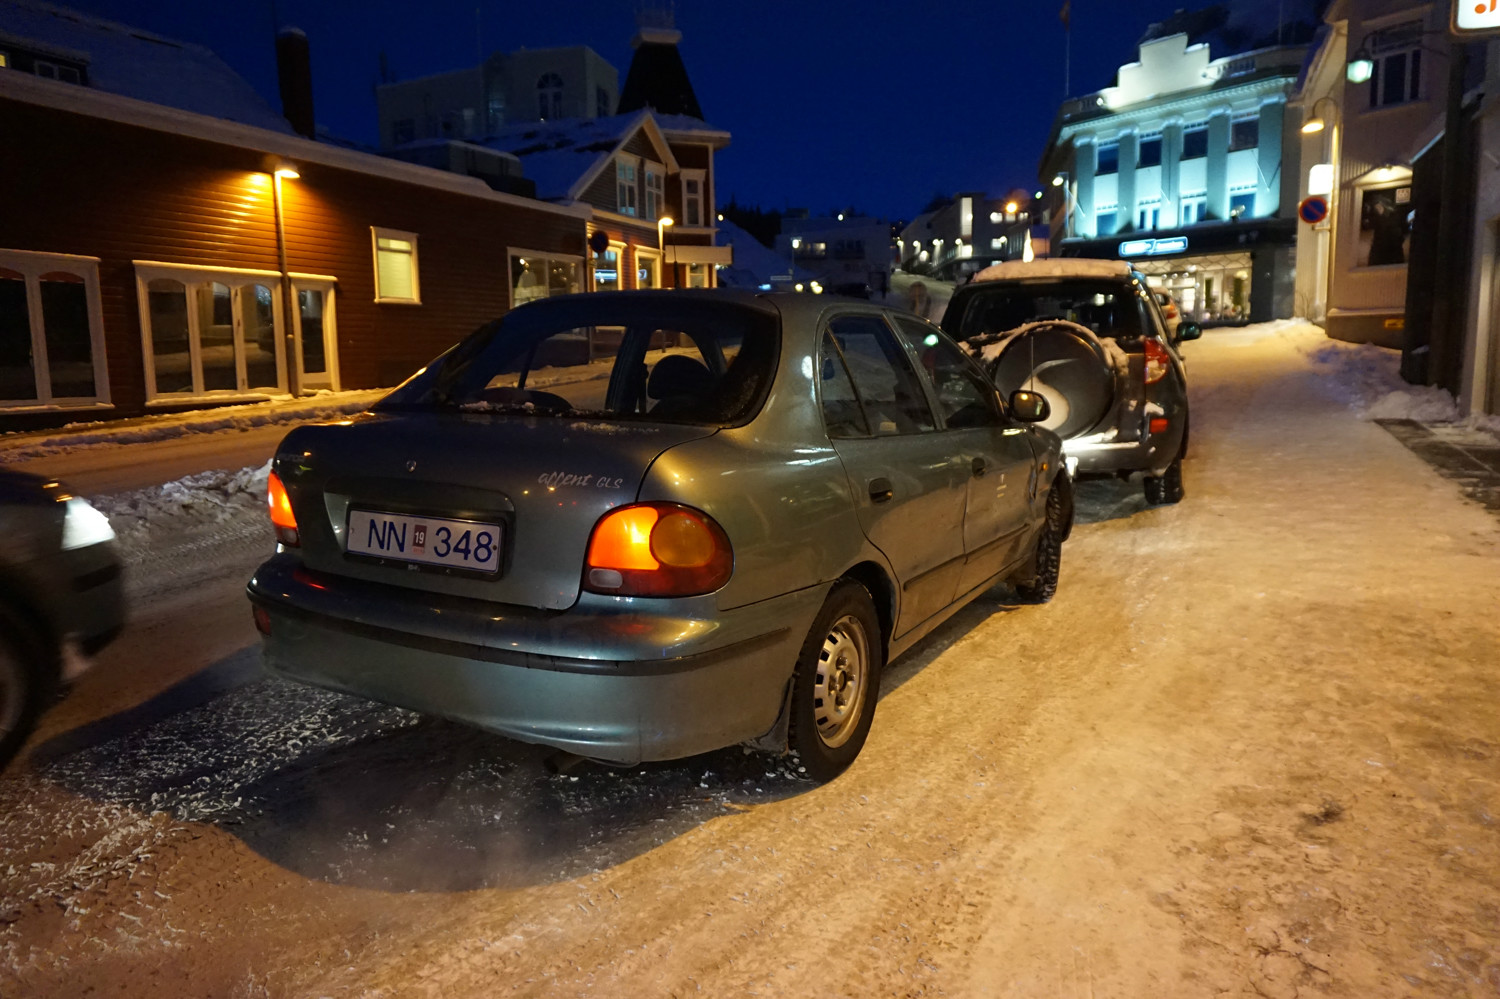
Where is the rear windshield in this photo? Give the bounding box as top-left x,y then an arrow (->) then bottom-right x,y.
379,296 -> 780,426
947,280 -> 1148,343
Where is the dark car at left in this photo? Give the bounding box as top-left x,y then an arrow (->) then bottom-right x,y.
249,290 -> 1073,781
0,471 -> 125,768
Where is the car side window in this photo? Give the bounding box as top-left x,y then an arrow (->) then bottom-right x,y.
893,318 -> 1003,429
825,315 -> 937,436
819,331 -> 869,438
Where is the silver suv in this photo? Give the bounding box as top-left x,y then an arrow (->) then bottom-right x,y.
941,259 -> 1200,504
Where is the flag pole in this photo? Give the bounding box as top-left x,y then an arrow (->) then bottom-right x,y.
1060,0 -> 1072,97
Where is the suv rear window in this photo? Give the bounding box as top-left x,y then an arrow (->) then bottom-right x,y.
380,297 -> 780,426
947,280 -> 1150,345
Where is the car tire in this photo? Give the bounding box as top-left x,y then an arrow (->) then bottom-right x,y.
1016,480 -> 1065,604
0,602 -> 53,771
787,581 -> 883,782
1143,454 -> 1185,505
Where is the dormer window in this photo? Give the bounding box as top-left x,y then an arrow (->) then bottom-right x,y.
537,73 -> 563,120
643,164 -> 664,221
616,158 -> 638,216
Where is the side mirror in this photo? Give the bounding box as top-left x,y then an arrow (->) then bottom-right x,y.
1009,389 -> 1051,424
1176,321 -> 1203,342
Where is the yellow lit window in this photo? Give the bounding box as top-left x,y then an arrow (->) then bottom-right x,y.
371,227 -> 420,303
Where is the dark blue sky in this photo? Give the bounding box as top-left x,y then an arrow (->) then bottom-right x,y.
68,0 -> 1238,219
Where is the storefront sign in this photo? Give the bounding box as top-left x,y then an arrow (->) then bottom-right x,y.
1119,236 -> 1189,257
1454,0 -> 1500,37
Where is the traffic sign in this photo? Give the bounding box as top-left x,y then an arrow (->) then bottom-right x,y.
1455,0 -> 1500,37
1298,196 -> 1330,225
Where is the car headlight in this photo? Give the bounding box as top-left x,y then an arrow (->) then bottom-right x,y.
62,496 -> 116,551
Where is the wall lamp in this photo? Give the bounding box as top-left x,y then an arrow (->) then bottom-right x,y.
1347,45 -> 1375,84
1301,96 -> 1341,134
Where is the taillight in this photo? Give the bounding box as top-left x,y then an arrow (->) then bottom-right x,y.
583,503 -> 732,597
1144,338 -> 1170,385
267,470 -> 300,547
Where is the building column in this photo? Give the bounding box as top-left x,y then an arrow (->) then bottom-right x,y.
1117,131 -> 1139,232
1074,137 -> 1096,239
1161,120 -> 1184,228
1206,110 -> 1231,221
1256,100 -> 1284,218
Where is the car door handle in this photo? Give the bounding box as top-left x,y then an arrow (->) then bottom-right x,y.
971,457 -> 987,478
868,477 -> 894,503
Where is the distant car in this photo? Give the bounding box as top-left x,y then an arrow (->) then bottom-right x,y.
0,472 -> 124,768
1153,290 -> 1183,339
940,259 -> 1200,505
248,290 -> 1071,781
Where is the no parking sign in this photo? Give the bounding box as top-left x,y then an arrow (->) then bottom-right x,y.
1298,196 -> 1330,225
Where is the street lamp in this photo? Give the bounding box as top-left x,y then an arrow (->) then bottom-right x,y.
657,215 -> 674,288
1346,44 -> 1374,84
270,158 -> 300,395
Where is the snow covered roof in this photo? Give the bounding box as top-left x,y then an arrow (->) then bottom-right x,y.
972,259 -> 1135,282
0,0 -> 292,132
471,110 -> 676,202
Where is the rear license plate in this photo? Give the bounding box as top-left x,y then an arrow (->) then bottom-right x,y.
346,510 -> 502,574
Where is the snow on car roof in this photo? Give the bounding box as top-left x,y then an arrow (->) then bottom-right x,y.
971,259 -> 1135,282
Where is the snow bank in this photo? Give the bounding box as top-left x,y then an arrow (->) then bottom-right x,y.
1302,338 -> 1459,423
93,462 -> 271,560
0,389 -> 387,465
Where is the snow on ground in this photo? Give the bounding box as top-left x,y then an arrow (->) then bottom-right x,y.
0,388 -> 388,465
91,462 -> 270,563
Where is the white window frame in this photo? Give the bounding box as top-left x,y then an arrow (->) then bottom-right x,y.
508,248 -> 585,308
634,248 -> 661,290
680,169 -> 706,227
643,161 -> 665,221
1137,201 -> 1162,231
0,248 -> 110,412
371,226 -> 421,304
616,155 -> 639,217
133,260 -> 291,404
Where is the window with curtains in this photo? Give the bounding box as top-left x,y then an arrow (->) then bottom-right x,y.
371,227 -> 420,303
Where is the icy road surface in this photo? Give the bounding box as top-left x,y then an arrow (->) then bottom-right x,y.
3,323 -> 1499,997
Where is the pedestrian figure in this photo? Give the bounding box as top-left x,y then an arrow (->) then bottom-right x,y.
908,280 -> 930,319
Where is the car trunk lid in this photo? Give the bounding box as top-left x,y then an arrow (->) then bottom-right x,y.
274,412 -> 717,610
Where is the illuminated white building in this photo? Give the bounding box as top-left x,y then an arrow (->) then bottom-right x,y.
1040,32 -> 1308,322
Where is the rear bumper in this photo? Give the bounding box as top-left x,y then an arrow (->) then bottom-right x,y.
1066,412 -> 1186,478
247,555 -> 821,764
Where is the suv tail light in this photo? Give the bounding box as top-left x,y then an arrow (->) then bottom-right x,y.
267,471 -> 300,547
583,503 -> 732,597
1144,338 -> 1171,385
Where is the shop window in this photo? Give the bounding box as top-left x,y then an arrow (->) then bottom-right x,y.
1181,127 -> 1208,160
1096,144 -> 1119,175
1229,118 -> 1259,152
135,263 -> 285,401
1356,186 -> 1412,267
686,263 -> 710,288
372,227 -> 420,303
1138,137 -> 1162,168
592,246 -> 622,292
511,251 -> 582,306
635,250 -> 660,289
0,251 -> 107,409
